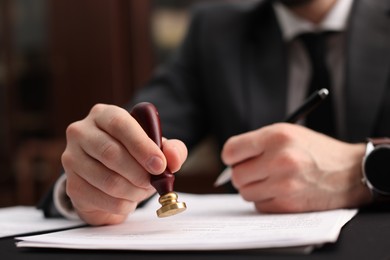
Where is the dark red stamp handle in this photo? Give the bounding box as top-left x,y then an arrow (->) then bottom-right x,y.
130,102 -> 174,195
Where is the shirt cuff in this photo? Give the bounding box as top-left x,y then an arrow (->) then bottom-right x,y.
53,174 -> 80,220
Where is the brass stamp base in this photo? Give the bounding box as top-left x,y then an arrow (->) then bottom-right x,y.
156,192 -> 187,218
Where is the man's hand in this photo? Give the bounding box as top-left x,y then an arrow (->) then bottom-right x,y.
221,123 -> 372,213
61,104 -> 187,225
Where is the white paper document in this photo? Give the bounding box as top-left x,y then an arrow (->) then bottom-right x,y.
16,193 -> 357,252
0,206 -> 84,238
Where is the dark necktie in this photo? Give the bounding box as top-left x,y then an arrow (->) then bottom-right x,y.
300,32 -> 336,137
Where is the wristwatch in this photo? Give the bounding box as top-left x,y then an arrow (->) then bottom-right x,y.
362,138 -> 390,201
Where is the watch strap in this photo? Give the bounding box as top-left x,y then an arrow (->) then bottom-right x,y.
368,137 -> 390,146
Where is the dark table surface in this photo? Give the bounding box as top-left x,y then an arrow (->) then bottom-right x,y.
2,209 -> 390,260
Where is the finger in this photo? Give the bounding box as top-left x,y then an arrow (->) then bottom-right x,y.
230,146 -> 302,189
77,210 -> 128,226
221,123 -> 294,166
162,139 -> 188,173
62,147 -> 155,202
238,180 -> 275,203
66,121 -> 153,189
254,197 -> 304,213
222,129 -> 266,166
66,170 -> 138,217
90,104 -> 166,174
240,176 -> 304,211
230,156 -> 269,189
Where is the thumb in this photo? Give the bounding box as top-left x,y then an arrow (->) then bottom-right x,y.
162,139 -> 188,173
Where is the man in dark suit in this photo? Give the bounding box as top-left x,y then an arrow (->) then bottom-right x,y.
58,0 -> 390,225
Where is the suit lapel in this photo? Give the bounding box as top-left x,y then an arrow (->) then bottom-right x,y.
344,0 -> 390,141
244,3 -> 287,130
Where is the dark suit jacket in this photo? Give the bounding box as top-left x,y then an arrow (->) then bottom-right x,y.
132,0 -> 390,152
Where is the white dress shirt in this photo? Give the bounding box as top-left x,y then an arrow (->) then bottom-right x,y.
273,0 -> 354,136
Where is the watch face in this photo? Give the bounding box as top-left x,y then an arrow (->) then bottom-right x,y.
365,146 -> 390,194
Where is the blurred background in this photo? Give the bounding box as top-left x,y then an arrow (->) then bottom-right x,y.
0,0 -> 226,208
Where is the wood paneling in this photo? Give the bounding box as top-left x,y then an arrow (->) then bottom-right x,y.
47,0 -> 154,137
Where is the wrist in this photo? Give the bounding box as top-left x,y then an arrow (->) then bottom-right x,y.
344,143 -> 372,207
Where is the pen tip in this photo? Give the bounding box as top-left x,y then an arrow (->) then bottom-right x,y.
318,88 -> 329,99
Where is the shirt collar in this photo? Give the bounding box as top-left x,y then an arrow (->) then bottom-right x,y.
273,0 -> 355,41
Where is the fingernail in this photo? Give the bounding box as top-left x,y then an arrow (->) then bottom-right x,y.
146,156 -> 164,174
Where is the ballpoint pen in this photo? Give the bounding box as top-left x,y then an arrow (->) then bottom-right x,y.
213,88 -> 329,187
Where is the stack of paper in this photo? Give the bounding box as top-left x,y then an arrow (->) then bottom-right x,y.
15,193 -> 357,253
0,206 -> 84,238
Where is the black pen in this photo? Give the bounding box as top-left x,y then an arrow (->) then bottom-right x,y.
214,88 -> 330,187
284,88 -> 329,123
